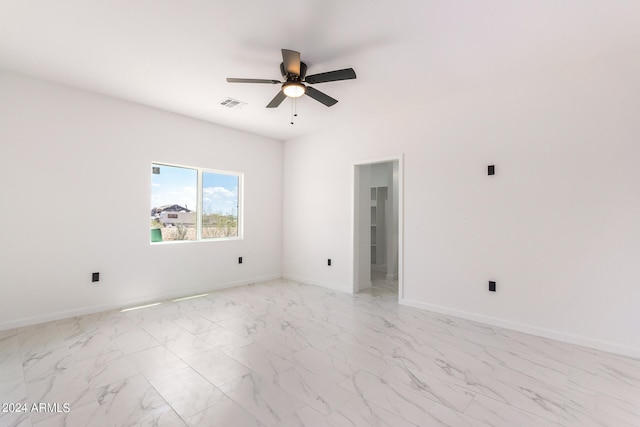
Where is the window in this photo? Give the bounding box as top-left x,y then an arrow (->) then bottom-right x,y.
151,163 -> 241,243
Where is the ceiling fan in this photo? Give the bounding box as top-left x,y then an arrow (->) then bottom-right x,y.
226,49 -> 356,108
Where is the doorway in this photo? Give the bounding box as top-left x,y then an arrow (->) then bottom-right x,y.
353,157 -> 402,298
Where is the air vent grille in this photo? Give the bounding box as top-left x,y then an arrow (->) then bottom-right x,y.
220,98 -> 247,109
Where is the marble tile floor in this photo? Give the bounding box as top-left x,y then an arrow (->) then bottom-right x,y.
1,278 -> 639,426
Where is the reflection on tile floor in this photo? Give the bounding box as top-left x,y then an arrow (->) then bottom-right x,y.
1,276 -> 639,426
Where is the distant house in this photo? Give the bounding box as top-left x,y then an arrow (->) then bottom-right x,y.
151,204 -> 195,226
151,204 -> 191,217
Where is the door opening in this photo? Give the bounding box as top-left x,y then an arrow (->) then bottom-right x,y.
353,157 -> 402,298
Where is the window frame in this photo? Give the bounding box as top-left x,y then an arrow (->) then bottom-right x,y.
151,162 -> 243,244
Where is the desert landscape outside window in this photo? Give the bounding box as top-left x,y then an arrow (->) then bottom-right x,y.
151,163 -> 241,242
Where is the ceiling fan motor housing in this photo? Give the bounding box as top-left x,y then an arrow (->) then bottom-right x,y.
280,62 -> 307,81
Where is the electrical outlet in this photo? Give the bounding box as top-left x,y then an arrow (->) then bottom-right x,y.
488,165 -> 495,176
489,281 -> 496,292
238,257 -> 243,264
92,272 -> 100,283
328,259 -> 332,266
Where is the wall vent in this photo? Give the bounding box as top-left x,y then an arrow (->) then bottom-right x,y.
220,98 -> 247,109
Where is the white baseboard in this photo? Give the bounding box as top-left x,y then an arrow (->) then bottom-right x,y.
0,274 -> 281,331
400,298 -> 640,359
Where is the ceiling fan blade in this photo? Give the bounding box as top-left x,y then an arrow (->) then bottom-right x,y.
281,49 -> 301,76
266,90 -> 287,108
227,78 -> 281,84
305,86 -> 338,107
305,68 -> 356,84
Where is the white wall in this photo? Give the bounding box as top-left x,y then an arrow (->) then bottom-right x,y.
282,51 -> 640,357
0,69 -> 283,329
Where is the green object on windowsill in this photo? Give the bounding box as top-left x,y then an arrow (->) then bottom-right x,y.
150,228 -> 162,242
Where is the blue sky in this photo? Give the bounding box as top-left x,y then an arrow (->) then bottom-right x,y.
151,164 -> 238,215
202,172 -> 239,215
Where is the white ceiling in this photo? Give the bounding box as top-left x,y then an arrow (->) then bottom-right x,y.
1,1 -> 639,141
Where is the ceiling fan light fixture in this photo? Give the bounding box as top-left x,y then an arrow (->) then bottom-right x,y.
282,81 -> 306,98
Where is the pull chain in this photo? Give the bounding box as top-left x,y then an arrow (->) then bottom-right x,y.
290,98 -> 299,125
